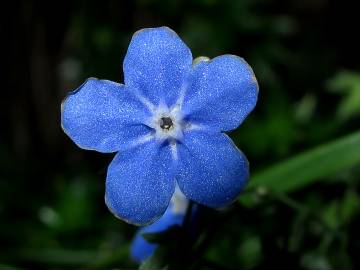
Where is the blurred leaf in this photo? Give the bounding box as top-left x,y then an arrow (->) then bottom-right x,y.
237,236 -> 262,269
139,248 -> 169,270
38,206 -> 61,228
289,211 -> 308,252
339,188 -> 360,225
294,94 -> 317,124
301,252 -> 331,270
322,188 -> 360,229
15,249 -> 101,265
240,130 -> 360,204
6,247 -> 131,268
322,200 -> 339,230
327,71 -> 360,120
49,176 -> 95,232
328,246 -> 353,270
0,265 -> 26,270
139,259 -> 168,270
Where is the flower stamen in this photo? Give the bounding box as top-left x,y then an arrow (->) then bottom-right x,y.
160,117 -> 173,130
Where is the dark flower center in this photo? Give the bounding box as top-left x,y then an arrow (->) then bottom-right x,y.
160,117 -> 173,130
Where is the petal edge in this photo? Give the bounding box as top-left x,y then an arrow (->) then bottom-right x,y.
123,27 -> 193,106
61,78 -> 150,153
177,131 -> 249,208
105,141 -> 176,225
183,55 -> 259,132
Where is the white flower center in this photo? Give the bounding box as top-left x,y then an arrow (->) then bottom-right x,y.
132,87 -> 203,160
147,103 -> 184,142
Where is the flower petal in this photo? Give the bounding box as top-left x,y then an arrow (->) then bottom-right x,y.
123,27 -> 193,106
130,206 -> 184,263
61,78 -> 150,153
105,141 -> 175,225
177,131 -> 249,208
183,55 -> 258,132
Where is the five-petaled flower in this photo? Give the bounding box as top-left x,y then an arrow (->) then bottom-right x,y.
61,26 -> 259,226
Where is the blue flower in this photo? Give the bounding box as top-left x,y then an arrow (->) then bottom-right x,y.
130,187 -> 189,263
61,27 -> 258,226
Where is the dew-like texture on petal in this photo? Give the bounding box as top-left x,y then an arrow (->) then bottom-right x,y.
123,27 -> 193,106
130,207 -> 184,263
61,78 -> 150,153
105,141 -> 176,225
183,55 -> 258,132
177,131 -> 249,208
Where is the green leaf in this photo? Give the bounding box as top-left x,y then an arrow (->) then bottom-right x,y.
139,248 -> 169,270
139,259 -> 169,270
240,130 -> 360,204
339,188 -> 360,225
327,71 -> 360,120
322,200 -> 339,230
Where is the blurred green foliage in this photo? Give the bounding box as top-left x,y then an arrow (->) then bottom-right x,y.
1,0 -> 359,269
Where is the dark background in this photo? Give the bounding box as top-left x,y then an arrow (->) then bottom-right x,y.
1,0 -> 359,269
